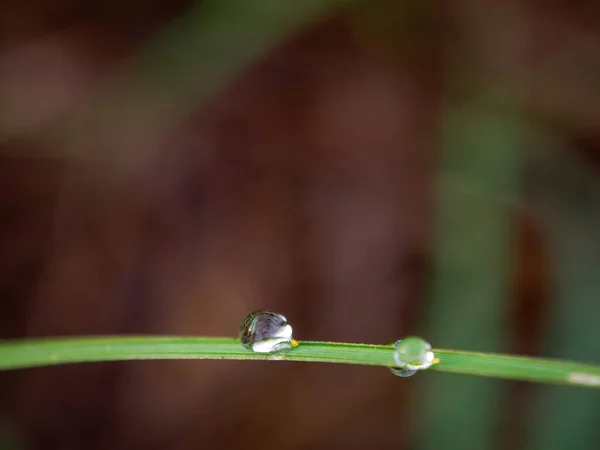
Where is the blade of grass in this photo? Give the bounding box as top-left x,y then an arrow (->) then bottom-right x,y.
5,0 -> 358,170
0,336 -> 599,389
526,142 -> 600,449
414,93 -> 527,450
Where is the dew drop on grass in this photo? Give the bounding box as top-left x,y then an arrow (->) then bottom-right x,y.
390,337 -> 435,377
239,310 -> 295,353
390,367 -> 418,377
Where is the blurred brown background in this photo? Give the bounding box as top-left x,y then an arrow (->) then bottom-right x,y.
1,0 -> 599,449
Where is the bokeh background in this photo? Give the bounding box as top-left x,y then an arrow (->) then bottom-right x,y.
1,0 -> 600,449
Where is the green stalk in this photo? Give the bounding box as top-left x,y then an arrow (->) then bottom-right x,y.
527,141 -> 600,449
0,337 -> 599,389
415,92 -> 527,450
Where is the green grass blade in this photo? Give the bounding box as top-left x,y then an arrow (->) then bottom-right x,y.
0,337 -> 599,389
415,94 -> 527,450
527,143 -> 600,449
6,0 -> 358,166
434,349 -> 600,387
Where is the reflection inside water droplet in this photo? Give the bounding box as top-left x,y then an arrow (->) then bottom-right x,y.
390,337 -> 435,377
239,310 -> 295,353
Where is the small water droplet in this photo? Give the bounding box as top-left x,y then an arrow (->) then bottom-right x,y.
239,310 -> 295,353
390,337 -> 435,376
390,367 -> 418,377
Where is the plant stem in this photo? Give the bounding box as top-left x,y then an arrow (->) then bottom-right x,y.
0,336 -> 599,389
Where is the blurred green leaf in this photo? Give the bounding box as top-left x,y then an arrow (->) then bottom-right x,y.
527,142 -> 600,450
415,94 -> 527,450
6,0 -> 358,169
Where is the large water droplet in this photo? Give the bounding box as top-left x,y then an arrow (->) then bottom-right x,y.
239,310 -> 295,353
390,337 -> 435,377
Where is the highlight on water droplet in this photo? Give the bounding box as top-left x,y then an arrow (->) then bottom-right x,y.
239,310 -> 295,354
390,336 -> 435,377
